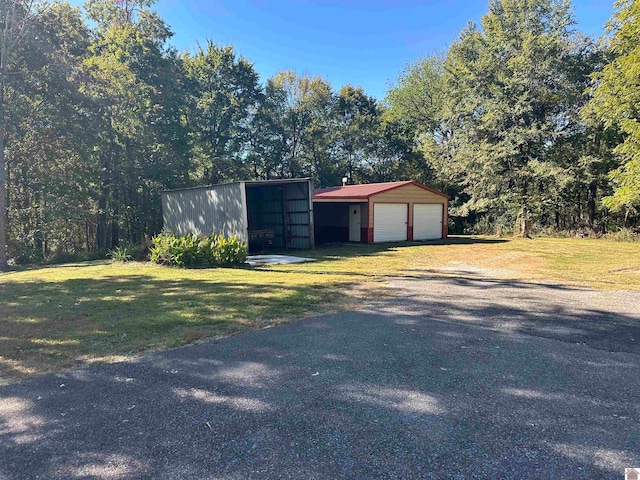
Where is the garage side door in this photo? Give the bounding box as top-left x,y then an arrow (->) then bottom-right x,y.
373,204 -> 408,243
413,204 -> 443,240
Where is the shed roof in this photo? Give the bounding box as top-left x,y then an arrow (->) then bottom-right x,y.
161,178 -> 311,194
313,181 -> 448,200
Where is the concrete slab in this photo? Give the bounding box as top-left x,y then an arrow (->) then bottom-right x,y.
247,255 -> 316,266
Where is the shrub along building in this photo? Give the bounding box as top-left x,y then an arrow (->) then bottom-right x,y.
161,179 -> 448,251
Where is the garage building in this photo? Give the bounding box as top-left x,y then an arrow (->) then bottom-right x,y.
313,181 -> 448,244
161,178 -> 314,251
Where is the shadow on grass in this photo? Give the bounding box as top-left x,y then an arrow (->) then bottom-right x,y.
258,235 -> 504,260
0,236 -> 504,275
303,235 -> 509,259
253,236 -> 510,278
403,270 -> 581,290
0,274 -> 352,384
4,238 -> 491,381
0,259 -> 113,275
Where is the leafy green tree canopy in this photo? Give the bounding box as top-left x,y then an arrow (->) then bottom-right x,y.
590,0 -> 640,214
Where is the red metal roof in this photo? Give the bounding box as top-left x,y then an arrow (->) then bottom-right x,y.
313,181 -> 448,200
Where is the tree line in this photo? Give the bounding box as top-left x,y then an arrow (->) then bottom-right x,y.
0,0 -> 638,269
386,0 -> 639,236
0,0 -> 420,267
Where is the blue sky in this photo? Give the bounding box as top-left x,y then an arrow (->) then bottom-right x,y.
73,0 -> 614,100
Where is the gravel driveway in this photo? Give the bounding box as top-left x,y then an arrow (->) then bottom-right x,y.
1,272 -> 639,479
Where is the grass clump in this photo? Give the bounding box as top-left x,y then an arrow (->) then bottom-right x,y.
107,245 -> 135,263
602,228 -> 640,243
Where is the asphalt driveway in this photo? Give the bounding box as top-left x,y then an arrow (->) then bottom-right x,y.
1,274 -> 639,479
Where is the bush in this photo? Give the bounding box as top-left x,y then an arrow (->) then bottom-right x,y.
10,241 -> 44,265
44,249 -> 108,265
602,228 -> 640,243
149,232 -> 248,268
107,245 -> 134,263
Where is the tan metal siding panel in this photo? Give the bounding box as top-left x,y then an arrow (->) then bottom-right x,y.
360,202 -> 369,226
161,183 -> 247,242
372,185 -> 447,205
371,184 -> 447,234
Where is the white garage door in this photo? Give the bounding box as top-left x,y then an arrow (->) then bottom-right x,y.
374,204 -> 408,243
413,204 -> 443,240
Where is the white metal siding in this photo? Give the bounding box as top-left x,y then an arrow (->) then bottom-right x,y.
161,183 -> 247,242
373,204 -> 407,243
413,204 -> 443,240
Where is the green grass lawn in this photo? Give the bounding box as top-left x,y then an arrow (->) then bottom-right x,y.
1,236 -> 639,384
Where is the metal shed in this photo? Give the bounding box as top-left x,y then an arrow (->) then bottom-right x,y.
313,181 -> 448,244
161,179 -> 315,251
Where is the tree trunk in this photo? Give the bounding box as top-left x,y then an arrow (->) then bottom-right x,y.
97,191 -> 108,250
587,181 -> 597,229
0,105 -> 7,271
97,148 -> 110,251
34,185 -> 42,257
519,206 -> 531,238
576,191 -> 582,225
0,20 -> 8,271
517,183 -> 531,238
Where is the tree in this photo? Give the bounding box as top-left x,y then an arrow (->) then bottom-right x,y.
6,2 -> 96,261
261,71 -> 332,179
358,111 -> 418,183
83,0 -> 187,249
444,0 -> 577,236
334,85 -> 377,182
385,54 -> 456,192
299,79 -> 338,187
557,36 -> 620,230
385,54 -> 446,133
183,42 -> 260,184
0,0 -> 42,270
589,0 -> 640,220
